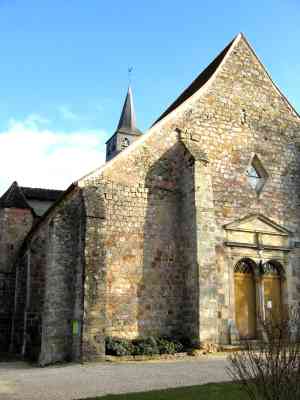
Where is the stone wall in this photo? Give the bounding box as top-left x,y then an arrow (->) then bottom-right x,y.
0,207 -> 34,351
11,252 -> 27,354
0,272 -> 15,351
80,35 -> 300,345
0,208 -> 33,273
38,188 -> 85,366
80,141 -> 199,355
12,225 -> 49,358
11,187 -> 85,364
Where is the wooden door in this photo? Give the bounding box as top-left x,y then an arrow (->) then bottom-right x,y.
263,275 -> 282,324
234,272 -> 257,339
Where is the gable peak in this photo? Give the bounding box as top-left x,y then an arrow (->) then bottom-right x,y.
0,181 -> 31,210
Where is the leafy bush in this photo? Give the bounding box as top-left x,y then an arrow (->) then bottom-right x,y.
132,337 -> 159,356
106,336 -> 185,356
157,337 -> 184,354
105,337 -> 134,356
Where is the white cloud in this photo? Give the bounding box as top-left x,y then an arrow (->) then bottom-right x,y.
0,114 -> 106,195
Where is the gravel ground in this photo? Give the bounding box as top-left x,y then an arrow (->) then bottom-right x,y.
0,356 -> 231,400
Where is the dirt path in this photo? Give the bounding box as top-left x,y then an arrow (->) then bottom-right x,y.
0,356 -> 231,400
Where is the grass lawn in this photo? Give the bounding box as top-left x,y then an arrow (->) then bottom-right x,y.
81,382 -> 248,400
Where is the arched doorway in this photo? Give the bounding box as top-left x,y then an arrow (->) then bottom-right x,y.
262,261 -> 283,324
234,258 -> 257,339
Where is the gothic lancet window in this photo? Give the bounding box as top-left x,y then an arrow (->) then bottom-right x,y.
246,155 -> 268,195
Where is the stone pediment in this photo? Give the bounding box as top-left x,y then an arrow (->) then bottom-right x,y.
224,214 -> 290,236
224,214 -> 292,250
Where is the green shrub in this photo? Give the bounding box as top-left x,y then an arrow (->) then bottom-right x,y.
105,337 -> 134,356
105,336 -> 185,356
157,337 -> 184,354
132,336 -> 159,356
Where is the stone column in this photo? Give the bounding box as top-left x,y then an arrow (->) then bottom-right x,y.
194,158 -> 219,344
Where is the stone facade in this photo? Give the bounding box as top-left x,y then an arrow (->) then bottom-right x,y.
0,33 -> 300,364
79,33 -> 300,350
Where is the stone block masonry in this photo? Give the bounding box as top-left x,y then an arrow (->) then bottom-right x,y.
39,189 -> 85,366
3,33 -> 300,364
0,207 -> 33,351
80,34 -> 300,348
0,272 -> 14,351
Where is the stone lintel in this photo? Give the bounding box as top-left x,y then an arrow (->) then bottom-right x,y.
224,241 -> 291,252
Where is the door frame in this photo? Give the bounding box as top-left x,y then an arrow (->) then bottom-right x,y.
234,258 -> 258,339
231,254 -> 287,341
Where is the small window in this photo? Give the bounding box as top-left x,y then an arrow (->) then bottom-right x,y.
247,164 -> 261,189
246,155 -> 268,194
121,137 -> 130,150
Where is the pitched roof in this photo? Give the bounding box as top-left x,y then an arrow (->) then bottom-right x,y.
152,36 -> 236,126
0,182 -> 64,217
0,181 -> 31,209
116,86 -> 142,136
20,187 -> 63,202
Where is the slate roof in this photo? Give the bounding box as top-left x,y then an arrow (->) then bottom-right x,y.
0,181 -> 30,209
116,86 -> 143,136
20,187 -> 63,202
152,37 -> 235,126
0,182 -> 64,216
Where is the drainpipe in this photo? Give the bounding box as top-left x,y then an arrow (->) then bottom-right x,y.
21,250 -> 31,357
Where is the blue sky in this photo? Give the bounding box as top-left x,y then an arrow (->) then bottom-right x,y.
0,0 -> 299,192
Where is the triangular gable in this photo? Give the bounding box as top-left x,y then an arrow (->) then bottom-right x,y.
78,33 -> 300,185
224,214 -> 291,236
0,181 -> 31,210
153,33 -> 299,126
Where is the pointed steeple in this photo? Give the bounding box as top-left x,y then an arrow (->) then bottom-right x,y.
116,86 -> 142,136
0,181 -> 31,209
106,86 -> 143,161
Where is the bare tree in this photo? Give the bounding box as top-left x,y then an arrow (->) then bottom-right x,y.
227,308 -> 300,400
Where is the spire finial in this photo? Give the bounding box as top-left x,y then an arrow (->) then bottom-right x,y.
128,67 -> 133,86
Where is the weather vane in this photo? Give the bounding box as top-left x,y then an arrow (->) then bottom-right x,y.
128,67 -> 133,85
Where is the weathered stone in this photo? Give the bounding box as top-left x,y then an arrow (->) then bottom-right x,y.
1,33 -> 300,365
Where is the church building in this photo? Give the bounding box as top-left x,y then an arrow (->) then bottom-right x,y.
0,33 -> 300,365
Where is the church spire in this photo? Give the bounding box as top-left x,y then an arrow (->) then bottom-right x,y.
116,86 -> 142,136
106,86 -> 143,161
117,86 -> 136,133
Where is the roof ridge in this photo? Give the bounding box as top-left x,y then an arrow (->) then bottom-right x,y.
21,186 -> 64,202
20,186 -> 63,192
